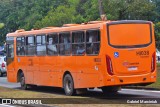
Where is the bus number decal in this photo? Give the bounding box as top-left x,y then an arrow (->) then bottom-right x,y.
136,50 -> 149,56
28,59 -> 33,66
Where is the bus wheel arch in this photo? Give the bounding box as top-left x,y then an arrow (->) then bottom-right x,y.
63,71 -> 72,80
17,69 -> 23,82
63,71 -> 76,96
17,69 -> 28,90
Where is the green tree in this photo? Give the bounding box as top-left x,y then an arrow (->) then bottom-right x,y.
155,22 -> 160,39
0,0 -> 159,45
103,0 -> 157,20
34,0 -> 84,28
0,23 -> 4,29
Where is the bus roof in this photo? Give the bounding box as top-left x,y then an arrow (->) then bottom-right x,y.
6,21 -> 109,37
6,20 -> 152,37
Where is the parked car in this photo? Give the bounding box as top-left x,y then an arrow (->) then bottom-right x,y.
0,56 -> 6,76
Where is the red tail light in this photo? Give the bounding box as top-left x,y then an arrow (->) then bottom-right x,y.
106,55 -> 114,75
2,63 -> 5,68
151,52 -> 156,73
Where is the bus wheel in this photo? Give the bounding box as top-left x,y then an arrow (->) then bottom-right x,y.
20,72 -> 28,90
63,74 -> 75,96
102,86 -> 121,95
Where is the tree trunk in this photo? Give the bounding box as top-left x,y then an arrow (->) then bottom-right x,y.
98,0 -> 107,20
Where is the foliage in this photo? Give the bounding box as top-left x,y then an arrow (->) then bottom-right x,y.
0,0 -> 160,45
155,22 -> 160,45
34,0 -> 84,28
102,0 -> 158,20
0,23 -> 4,29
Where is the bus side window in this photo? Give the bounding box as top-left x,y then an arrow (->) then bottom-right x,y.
16,37 -> 25,56
86,30 -> 100,55
36,35 -> 46,56
26,36 -> 35,56
47,33 -> 58,55
72,31 -> 85,55
59,32 -> 71,55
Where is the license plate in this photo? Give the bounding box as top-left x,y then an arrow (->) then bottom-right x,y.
128,67 -> 137,71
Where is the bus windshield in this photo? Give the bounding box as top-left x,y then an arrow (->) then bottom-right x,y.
108,23 -> 152,48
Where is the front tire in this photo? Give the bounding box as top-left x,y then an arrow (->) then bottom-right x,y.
63,74 -> 75,96
20,72 -> 28,90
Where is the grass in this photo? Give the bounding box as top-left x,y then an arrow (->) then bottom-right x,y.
156,63 -> 160,67
146,63 -> 160,89
0,87 -> 159,107
0,86 -> 141,107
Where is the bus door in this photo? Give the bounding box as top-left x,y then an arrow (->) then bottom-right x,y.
27,57 -> 39,85
38,56 -> 50,86
47,56 -> 59,86
26,36 -> 36,84
6,37 -> 15,82
107,21 -> 154,76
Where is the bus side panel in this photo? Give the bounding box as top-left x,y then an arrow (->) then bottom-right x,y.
57,57 -> 102,89
37,56 -> 60,86
15,56 -> 38,86
7,71 -> 16,82
58,56 -> 77,88
72,57 -> 102,88
35,56 -> 48,86
49,56 -> 63,87
52,56 -> 84,88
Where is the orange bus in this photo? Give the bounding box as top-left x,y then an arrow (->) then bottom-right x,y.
6,20 -> 156,96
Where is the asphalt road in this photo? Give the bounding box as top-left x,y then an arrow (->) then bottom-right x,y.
0,76 -> 160,99
0,77 -> 20,88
